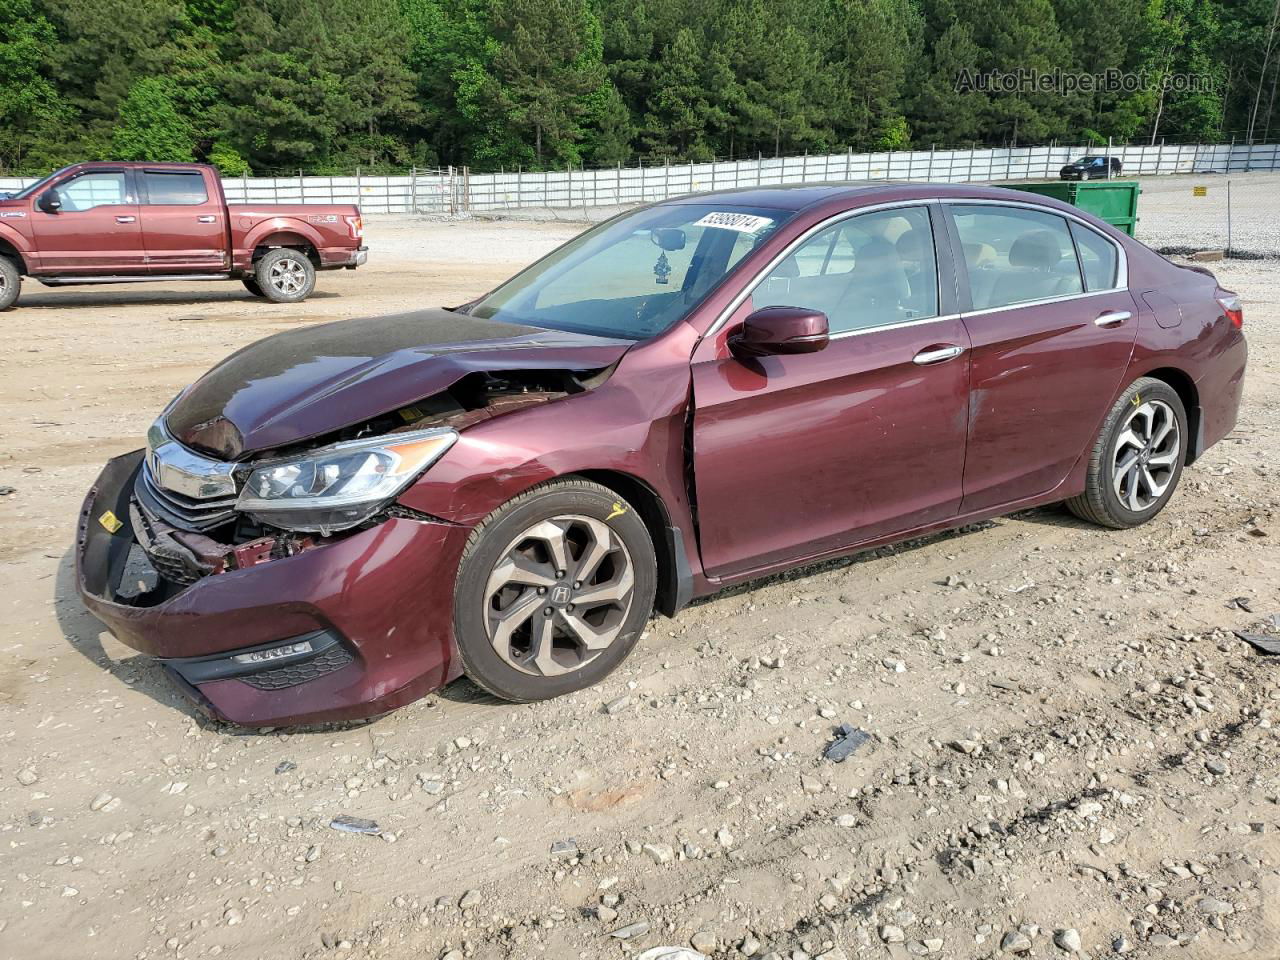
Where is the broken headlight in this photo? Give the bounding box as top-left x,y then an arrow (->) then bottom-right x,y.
236,428 -> 457,532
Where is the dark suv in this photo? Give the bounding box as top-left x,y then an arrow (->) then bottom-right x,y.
1060,155 -> 1122,180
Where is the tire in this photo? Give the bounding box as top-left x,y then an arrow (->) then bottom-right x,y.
453,478 -> 657,702
242,275 -> 264,297
254,248 -> 316,303
0,257 -> 20,310
1066,377 -> 1188,529
1080,170 -> 1090,181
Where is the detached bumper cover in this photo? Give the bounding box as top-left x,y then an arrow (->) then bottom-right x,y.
75,450 -> 468,725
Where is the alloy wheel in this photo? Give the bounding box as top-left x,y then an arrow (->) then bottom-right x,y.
484,514 -> 635,677
1112,398 -> 1180,511
269,257 -> 307,295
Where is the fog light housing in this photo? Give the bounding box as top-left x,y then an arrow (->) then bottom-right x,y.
232,640 -> 313,665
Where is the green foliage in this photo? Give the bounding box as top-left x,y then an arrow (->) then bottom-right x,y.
1,0 -> 1278,174
112,76 -> 194,161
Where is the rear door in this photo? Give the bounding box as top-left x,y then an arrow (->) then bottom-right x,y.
946,202 -> 1138,513
691,203 -> 972,579
137,168 -> 228,273
28,168 -> 145,274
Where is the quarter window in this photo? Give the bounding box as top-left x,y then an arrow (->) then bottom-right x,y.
951,205 -> 1083,310
142,171 -> 208,205
752,206 -> 938,334
57,172 -> 128,211
1069,221 -> 1119,291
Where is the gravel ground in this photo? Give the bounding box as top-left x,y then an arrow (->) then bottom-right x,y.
0,222 -> 1276,960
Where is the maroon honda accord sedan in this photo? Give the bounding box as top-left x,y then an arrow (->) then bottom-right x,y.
76,183 -> 1247,725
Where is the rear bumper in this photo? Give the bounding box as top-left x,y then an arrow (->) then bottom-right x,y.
319,245 -> 367,270
75,450 -> 468,725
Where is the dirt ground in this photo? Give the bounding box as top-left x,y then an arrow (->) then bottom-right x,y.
0,215 -> 1277,960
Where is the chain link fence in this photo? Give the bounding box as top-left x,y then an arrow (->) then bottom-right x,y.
1135,174 -> 1280,257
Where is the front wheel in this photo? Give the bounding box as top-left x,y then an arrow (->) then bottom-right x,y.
453,479 -> 657,702
255,248 -> 316,303
0,257 -> 20,310
1080,170 -> 1091,181
1066,377 -> 1187,528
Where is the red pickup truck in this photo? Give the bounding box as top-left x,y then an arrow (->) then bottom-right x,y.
0,162 -> 367,309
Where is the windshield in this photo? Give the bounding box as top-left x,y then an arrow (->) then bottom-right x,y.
9,167 -> 68,201
467,203 -> 792,339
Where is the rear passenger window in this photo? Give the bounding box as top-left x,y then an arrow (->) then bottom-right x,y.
753,206 -> 938,334
143,171 -> 208,205
951,205 -> 1083,310
1069,221 -> 1119,291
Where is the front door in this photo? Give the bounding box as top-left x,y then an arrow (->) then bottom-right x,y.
137,168 -> 228,273
691,204 -> 971,580
946,203 -> 1139,513
28,169 -> 145,274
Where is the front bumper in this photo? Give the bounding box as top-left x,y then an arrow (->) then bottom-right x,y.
76,450 -> 469,725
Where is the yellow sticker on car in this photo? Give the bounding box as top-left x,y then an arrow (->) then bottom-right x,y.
98,510 -> 123,533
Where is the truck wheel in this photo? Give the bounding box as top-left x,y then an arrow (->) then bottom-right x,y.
255,248 -> 315,303
242,276 -> 264,297
0,257 -> 20,310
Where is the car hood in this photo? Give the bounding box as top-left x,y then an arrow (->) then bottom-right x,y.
165,308 -> 633,459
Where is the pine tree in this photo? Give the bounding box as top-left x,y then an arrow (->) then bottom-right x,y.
0,0 -> 68,172
111,76 -> 194,161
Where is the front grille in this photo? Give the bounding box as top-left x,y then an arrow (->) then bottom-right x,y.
136,459 -> 238,533
239,645 -> 355,690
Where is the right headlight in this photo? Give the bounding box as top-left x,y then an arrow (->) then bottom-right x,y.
236,428 -> 457,533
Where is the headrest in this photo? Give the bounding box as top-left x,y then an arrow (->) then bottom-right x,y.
1008,230 -> 1062,269
895,230 -> 923,259
855,237 -> 897,268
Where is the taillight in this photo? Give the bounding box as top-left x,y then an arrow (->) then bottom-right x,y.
1216,294 -> 1243,329
345,215 -> 363,240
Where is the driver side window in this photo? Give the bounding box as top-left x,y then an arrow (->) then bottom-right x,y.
752,206 -> 938,334
58,172 -> 129,212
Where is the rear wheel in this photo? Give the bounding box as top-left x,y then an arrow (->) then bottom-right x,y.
242,275 -> 264,297
1066,377 -> 1187,528
255,248 -> 316,303
453,479 -> 657,702
1080,170 -> 1091,181
0,257 -> 20,310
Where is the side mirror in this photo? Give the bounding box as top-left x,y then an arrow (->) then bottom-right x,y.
38,190 -> 61,213
729,306 -> 829,358
650,228 -> 686,252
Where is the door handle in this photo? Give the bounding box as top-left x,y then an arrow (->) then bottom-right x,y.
196,215 -> 217,223
115,215 -> 136,224
912,345 -> 964,365
1094,310 -> 1131,328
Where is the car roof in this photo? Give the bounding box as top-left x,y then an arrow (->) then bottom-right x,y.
660,181 -> 1077,215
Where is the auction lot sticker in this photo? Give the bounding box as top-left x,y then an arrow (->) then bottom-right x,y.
693,211 -> 774,233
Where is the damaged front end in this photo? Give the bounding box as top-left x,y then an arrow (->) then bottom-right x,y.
98,365 -> 613,606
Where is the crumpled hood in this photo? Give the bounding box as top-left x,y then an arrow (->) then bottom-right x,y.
165,308 -> 632,459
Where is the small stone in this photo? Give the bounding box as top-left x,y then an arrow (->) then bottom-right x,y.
739,935 -> 762,956
1054,929 -> 1082,953
223,908 -> 244,926
950,739 -> 981,756
596,906 -> 618,923
605,696 -> 631,715
89,793 -> 114,811
800,774 -> 824,794
16,768 -> 37,786
1205,759 -> 1228,776
834,813 -> 858,828
1001,930 -> 1032,953
643,843 -> 674,864
1148,933 -> 1178,948
1198,897 -> 1234,916
691,931 -> 717,953
274,760 -> 296,775
550,839 -> 578,860
922,939 -> 943,954
458,889 -> 481,910
305,844 -> 321,862
882,658 -> 906,673
880,925 -> 905,943
610,920 -> 650,940
1112,936 -> 1133,953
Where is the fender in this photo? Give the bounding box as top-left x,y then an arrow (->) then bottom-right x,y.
234,217 -> 326,271
0,220 -> 34,271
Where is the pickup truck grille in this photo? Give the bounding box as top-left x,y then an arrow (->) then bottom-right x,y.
135,459 -> 239,533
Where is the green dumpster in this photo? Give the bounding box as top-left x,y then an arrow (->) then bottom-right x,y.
1005,180 -> 1140,236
